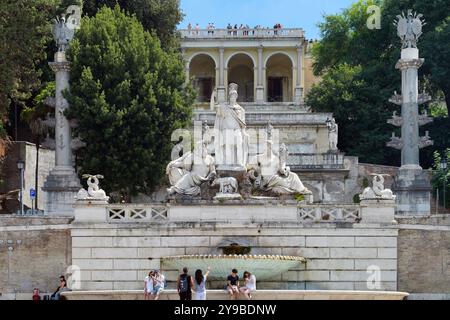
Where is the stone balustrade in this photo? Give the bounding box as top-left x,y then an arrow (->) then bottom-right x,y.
298,205 -> 361,223
180,28 -> 305,39
288,153 -> 345,170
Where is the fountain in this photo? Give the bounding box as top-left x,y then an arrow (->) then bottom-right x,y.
162,255 -> 306,281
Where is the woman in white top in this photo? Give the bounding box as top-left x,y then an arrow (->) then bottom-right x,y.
193,267 -> 211,300
240,271 -> 256,300
144,270 -> 155,300
153,270 -> 165,300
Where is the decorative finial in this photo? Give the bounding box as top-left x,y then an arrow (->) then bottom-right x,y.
394,10 -> 426,49
52,5 -> 81,52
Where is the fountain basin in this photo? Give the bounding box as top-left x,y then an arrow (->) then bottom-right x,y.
162,255 -> 306,281
61,290 -> 409,300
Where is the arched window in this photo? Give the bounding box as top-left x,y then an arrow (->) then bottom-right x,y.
189,54 -> 216,103
227,53 -> 255,103
266,53 -> 293,102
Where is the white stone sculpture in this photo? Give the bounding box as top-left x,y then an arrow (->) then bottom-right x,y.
360,174 -> 396,200
214,83 -> 249,170
166,141 -> 216,197
248,139 -> 312,196
211,177 -> 239,194
326,118 -> 339,151
76,174 -> 109,201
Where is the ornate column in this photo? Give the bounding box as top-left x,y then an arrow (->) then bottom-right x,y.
387,10 -> 433,216
217,47 -> 226,104
43,12 -> 81,216
294,44 -> 304,105
256,45 -> 265,104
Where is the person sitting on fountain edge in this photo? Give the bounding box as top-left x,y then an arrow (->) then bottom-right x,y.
227,269 -> 240,300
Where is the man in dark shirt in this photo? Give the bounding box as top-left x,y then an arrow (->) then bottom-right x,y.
226,269 -> 240,300
177,267 -> 194,301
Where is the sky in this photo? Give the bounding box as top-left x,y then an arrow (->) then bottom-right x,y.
179,0 -> 356,39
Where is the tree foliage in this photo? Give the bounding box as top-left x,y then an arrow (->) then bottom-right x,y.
307,0 -> 450,166
0,0 -> 60,138
431,149 -> 450,209
81,0 -> 183,49
66,6 -> 195,197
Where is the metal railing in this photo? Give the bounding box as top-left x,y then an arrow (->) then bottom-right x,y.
180,28 -> 305,39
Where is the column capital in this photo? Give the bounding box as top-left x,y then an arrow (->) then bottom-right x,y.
396,59 -> 424,70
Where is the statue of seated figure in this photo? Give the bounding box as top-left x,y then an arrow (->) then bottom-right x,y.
248,141 -> 312,196
166,141 -> 216,197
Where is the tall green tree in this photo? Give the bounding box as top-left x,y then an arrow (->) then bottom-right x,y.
66,6 -> 195,198
81,0 -> 183,49
307,0 -> 450,166
0,0 -> 59,139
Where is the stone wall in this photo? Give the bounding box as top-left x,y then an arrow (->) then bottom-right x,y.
70,203 -> 398,292
0,142 -> 55,212
0,216 -> 72,300
397,215 -> 450,294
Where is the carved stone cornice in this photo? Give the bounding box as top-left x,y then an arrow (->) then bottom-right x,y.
387,133 -> 403,150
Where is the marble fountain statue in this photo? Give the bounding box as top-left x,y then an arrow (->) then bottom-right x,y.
166,83 -> 313,202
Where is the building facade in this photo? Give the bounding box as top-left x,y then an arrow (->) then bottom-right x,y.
181,27 -> 319,108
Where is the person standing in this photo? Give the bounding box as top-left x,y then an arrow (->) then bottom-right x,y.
226,269 -> 240,300
144,270 -> 155,300
193,267 -> 211,300
240,271 -> 256,300
177,267 -> 194,301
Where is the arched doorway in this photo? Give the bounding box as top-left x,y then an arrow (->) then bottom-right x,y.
227,53 -> 255,103
265,53 -> 293,102
189,54 -> 216,103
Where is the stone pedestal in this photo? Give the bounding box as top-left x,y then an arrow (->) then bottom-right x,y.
360,199 -> 397,224
393,166 -> 432,216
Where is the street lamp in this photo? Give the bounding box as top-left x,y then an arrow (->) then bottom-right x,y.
440,159 -> 448,210
17,160 -> 25,215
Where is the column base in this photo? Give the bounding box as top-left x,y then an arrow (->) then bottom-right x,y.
294,86 -> 303,105
393,166 -> 432,216
43,167 -> 81,216
217,87 -> 226,104
256,86 -> 265,104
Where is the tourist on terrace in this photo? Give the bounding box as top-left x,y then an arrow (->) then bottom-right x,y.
240,271 -> 256,300
226,269 -> 240,300
193,267 -> 211,300
144,270 -> 155,300
227,23 -> 233,35
177,267 -> 194,301
153,270 -> 165,300
187,22 -> 192,35
195,23 -> 200,35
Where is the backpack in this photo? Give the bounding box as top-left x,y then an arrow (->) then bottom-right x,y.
178,274 -> 190,293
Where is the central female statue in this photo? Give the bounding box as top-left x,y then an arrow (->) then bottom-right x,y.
214,83 -> 249,170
